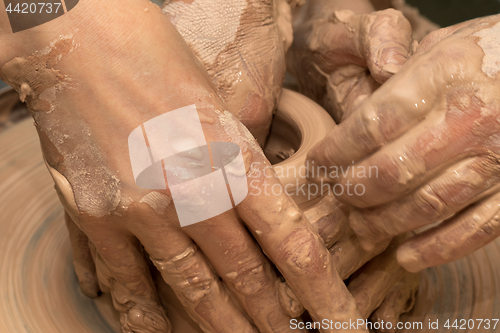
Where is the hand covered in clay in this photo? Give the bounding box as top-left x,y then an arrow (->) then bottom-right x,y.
279,194 -> 419,327
163,0 -> 294,145
287,0 -> 414,122
307,14 -> 500,274
0,0 -> 368,332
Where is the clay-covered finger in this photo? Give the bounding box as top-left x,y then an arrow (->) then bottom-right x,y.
348,235 -> 407,318
305,193 -> 353,248
397,191 -> 500,272
277,280 -> 305,318
331,234 -> 391,280
135,224 -> 258,333
362,9 -> 413,83
333,90 -> 498,208
273,235 -> 390,318
307,33 -> 480,170
349,156 -> 500,251
370,271 -> 419,333
415,19 -> 474,54
86,231 -> 171,333
237,161 -> 366,332
183,209 -> 301,333
295,9 -> 411,80
64,211 -> 100,298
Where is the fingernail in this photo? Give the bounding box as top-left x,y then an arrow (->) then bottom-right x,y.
382,63 -> 401,75
123,304 -> 171,333
411,40 -> 419,54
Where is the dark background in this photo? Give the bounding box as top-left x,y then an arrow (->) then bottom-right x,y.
407,0 -> 500,27
1,0 -> 500,90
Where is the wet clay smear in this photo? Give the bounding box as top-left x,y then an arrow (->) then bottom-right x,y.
0,35 -> 76,112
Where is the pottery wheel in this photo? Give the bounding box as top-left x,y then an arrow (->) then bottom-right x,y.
1,94 -> 500,333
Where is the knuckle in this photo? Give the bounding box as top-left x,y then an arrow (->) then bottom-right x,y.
479,213 -> 500,236
222,240 -> 273,296
370,9 -> 408,46
314,215 -> 340,248
225,260 -> 271,296
356,107 -> 383,150
370,9 -> 411,55
277,281 -> 304,317
377,8 -> 406,23
178,274 -> 218,303
150,245 -> 218,303
276,228 -> 328,277
137,190 -> 173,216
413,185 -> 449,220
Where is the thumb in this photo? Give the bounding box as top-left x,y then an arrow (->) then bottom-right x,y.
362,9 -> 414,83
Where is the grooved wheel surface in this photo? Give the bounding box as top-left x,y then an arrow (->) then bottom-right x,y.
0,118 -> 121,333
1,91 -> 500,333
399,242 -> 500,333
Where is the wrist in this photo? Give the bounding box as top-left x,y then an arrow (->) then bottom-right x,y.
0,0 -> 179,103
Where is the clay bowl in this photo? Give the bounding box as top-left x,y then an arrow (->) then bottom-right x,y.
264,89 -> 336,209
1,88 -> 500,333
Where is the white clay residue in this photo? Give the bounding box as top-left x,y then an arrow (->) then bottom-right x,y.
139,191 -> 171,215
215,109 -> 262,156
152,244 -> 198,271
162,0 -> 247,65
276,0 -> 294,51
473,22 -> 500,78
394,152 -> 426,186
0,35 -> 76,112
67,156 -> 122,219
43,156 -> 79,216
197,111 -> 215,124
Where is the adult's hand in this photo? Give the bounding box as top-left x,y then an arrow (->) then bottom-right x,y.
307,14 -> 500,273
280,194 -> 419,325
163,0 -> 294,145
288,0 -> 414,122
0,0 -> 366,332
